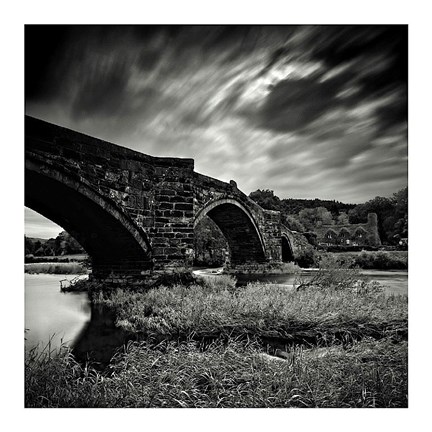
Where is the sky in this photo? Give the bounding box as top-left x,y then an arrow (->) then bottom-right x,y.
25,25 -> 408,238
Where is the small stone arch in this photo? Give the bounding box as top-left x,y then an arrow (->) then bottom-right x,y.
281,234 -> 294,262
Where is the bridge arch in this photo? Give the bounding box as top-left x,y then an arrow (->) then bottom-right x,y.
25,155 -> 152,278
194,198 -> 266,265
280,225 -> 296,263
281,234 -> 295,262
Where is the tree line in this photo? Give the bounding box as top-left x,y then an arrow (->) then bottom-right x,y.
249,187 -> 408,245
25,231 -> 85,257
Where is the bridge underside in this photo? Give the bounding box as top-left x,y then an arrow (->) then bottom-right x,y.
206,203 -> 266,265
25,165 -> 152,279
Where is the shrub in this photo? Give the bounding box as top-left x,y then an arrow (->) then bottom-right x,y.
295,247 -> 319,268
294,254 -> 373,292
352,251 -> 408,270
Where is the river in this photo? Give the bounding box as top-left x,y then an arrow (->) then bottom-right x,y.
25,269 -> 407,363
25,273 -> 91,352
233,269 -> 408,296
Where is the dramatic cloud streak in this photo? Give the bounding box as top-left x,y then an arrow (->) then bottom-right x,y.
25,25 -> 407,236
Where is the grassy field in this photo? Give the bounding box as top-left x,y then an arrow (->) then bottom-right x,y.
25,263 -> 408,408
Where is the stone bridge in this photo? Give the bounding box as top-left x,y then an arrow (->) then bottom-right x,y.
25,116 -> 297,282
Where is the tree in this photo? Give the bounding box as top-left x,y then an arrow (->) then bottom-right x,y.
194,217 -> 228,266
25,236 -> 35,255
348,188 -> 408,244
298,207 -> 334,231
337,212 -> 350,225
282,215 -> 306,232
249,189 -> 281,211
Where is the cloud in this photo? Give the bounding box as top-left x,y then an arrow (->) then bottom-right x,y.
257,73 -> 351,132
25,25 -> 407,212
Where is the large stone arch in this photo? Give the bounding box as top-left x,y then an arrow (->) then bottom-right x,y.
194,198 -> 266,265
25,155 -> 152,278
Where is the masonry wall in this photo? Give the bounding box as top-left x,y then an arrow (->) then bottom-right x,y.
150,161 -> 195,269
26,116 -> 196,275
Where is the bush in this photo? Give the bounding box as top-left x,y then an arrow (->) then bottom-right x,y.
352,251 -> 407,270
294,247 -> 319,268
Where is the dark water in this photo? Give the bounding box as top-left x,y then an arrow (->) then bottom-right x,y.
25,269 -> 407,367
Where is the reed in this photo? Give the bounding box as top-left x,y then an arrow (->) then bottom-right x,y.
90,273 -> 407,345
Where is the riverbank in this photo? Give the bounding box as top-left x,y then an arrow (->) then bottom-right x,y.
25,267 -> 408,408
319,250 -> 408,270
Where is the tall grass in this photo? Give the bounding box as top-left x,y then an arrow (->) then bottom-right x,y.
90,273 -> 407,344
25,337 -> 407,408
26,264 -> 408,408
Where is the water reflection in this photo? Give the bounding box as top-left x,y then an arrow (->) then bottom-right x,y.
72,303 -> 135,368
25,273 -> 134,368
25,274 -> 91,351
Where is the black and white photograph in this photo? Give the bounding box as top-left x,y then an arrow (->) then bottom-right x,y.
23,22 -> 410,411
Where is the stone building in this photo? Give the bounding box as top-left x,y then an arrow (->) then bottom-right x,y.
314,213 -> 381,247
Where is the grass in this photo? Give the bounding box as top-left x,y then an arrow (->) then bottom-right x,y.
24,262 -> 87,275
225,261 -> 301,274
25,261 -> 408,408
25,337 -> 407,408
90,277 -> 407,346
25,254 -> 88,263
